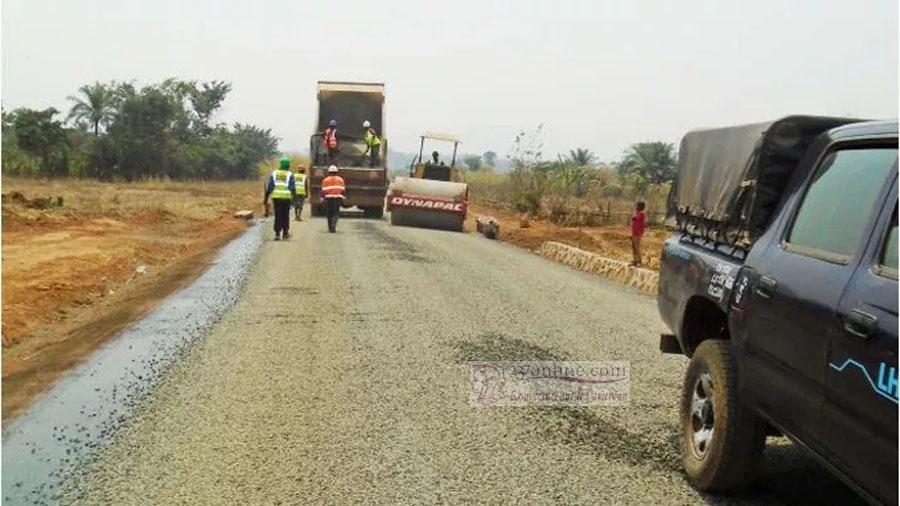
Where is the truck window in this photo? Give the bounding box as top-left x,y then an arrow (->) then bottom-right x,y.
786,147 -> 897,262
879,205 -> 898,276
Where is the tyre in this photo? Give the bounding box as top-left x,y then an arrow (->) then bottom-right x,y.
680,340 -> 765,492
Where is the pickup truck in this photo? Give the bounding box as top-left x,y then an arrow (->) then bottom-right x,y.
658,116 -> 898,505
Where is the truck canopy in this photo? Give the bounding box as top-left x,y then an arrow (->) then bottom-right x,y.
668,115 -> 862,247
316,81 -> 384,135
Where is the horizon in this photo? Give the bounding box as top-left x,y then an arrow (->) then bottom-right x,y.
3,0 -> 897,162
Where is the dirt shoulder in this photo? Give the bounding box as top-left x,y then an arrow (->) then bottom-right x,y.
465,202 -> 667,270
2,178 -> 262,419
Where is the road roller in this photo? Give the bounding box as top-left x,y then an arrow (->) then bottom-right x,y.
386,132 -> 469,232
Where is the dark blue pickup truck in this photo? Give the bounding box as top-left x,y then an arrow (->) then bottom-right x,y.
658,117 -> 898,505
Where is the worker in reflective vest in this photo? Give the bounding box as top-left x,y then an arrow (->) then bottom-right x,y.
293,166 -> 307,221
362,120 -> 382,168
323,119 -> 339,164
264,157 -> 297,240
320,164 -> 346,233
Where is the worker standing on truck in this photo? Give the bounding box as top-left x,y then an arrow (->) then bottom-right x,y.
362,120 -> 382,168
264,157 -> 297,240
630,201 -> 646,267
323,119 -> 339,164
293,165 -> 307,221
321,165 -> 346,233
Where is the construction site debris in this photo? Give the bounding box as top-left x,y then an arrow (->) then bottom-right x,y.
476,215 -> 500,239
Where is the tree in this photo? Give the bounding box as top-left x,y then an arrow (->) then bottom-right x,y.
567,148 -> 595,166
189,80 -> 232,133
13,107 -> 69,176
550,161 -> 590,195
482,151 -> 497,168
230,123 -> 280,179
107,86 -> 177,179
66,82 -> 116,136
509,124 -> 544,169
507,125 -> 548,213
463,154 -> 482,171
2,109 -> 38,175
618,142 -> 676,184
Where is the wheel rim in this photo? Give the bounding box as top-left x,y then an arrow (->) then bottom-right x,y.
689,371 -> 715,459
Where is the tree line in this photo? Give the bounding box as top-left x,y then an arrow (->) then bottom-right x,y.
2,79 -> 279,180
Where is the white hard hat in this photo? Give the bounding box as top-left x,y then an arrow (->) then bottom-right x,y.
362,120 -> 371,128
327,165 -> 339,173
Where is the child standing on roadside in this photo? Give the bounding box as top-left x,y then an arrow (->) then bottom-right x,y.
630,201 -> 646,267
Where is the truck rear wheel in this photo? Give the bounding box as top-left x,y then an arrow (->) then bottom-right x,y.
363,206 -> 384,219
680,340 -> 764,492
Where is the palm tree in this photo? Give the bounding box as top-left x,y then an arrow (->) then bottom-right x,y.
618,142 -> 676,184
567,148 -> 595,166
67,82 -> 116,136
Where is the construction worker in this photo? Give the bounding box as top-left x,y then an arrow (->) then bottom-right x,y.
323,119 -> 339,164
321,164 -> 346,233
431,150 -> 443,165
293,165 -> 307,221
362,120 -> 382,168
264,157 -> 297,240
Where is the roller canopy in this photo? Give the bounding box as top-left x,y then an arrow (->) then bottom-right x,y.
421,132 -> 460,143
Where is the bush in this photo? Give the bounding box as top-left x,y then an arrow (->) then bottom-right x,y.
464,164 -> 670,227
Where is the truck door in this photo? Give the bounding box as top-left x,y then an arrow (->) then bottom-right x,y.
737,144 -> 897,449
823,178 -> 897,505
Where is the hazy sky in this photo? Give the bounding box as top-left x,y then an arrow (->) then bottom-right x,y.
3,0 -> 897,161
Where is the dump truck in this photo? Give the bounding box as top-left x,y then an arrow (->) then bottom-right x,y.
658,116 -> 897,505
308,81 -> 387,218
386,132 -> 469,232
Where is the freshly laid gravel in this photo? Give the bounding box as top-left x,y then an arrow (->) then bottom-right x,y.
64,215 -> 864,505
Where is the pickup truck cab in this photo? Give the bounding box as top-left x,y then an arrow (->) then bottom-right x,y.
658,117 -> 898,505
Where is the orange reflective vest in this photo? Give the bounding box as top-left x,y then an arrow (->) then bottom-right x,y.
324,128 -> 338,149
321,175 -> 346,199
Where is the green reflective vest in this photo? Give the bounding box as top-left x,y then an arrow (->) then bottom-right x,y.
271,169 -> 293,200
364,129 -> 382,147
294,173 -> 307,197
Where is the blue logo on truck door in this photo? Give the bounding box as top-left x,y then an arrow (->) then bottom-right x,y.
829,358 -> 899,404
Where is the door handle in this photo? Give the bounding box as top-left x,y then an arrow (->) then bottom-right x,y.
843,309 -> 878,339
754,276 -> 778,299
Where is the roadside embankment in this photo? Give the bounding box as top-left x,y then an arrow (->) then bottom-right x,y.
537,241 -> 659,294
465,202 -> 667,270
465,202 -> 663,293
2,177 -> 262,419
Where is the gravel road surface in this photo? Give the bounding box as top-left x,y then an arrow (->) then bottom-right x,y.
64,214 -> 865,505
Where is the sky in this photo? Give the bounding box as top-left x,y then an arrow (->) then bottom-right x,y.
2,0 -> 897,162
